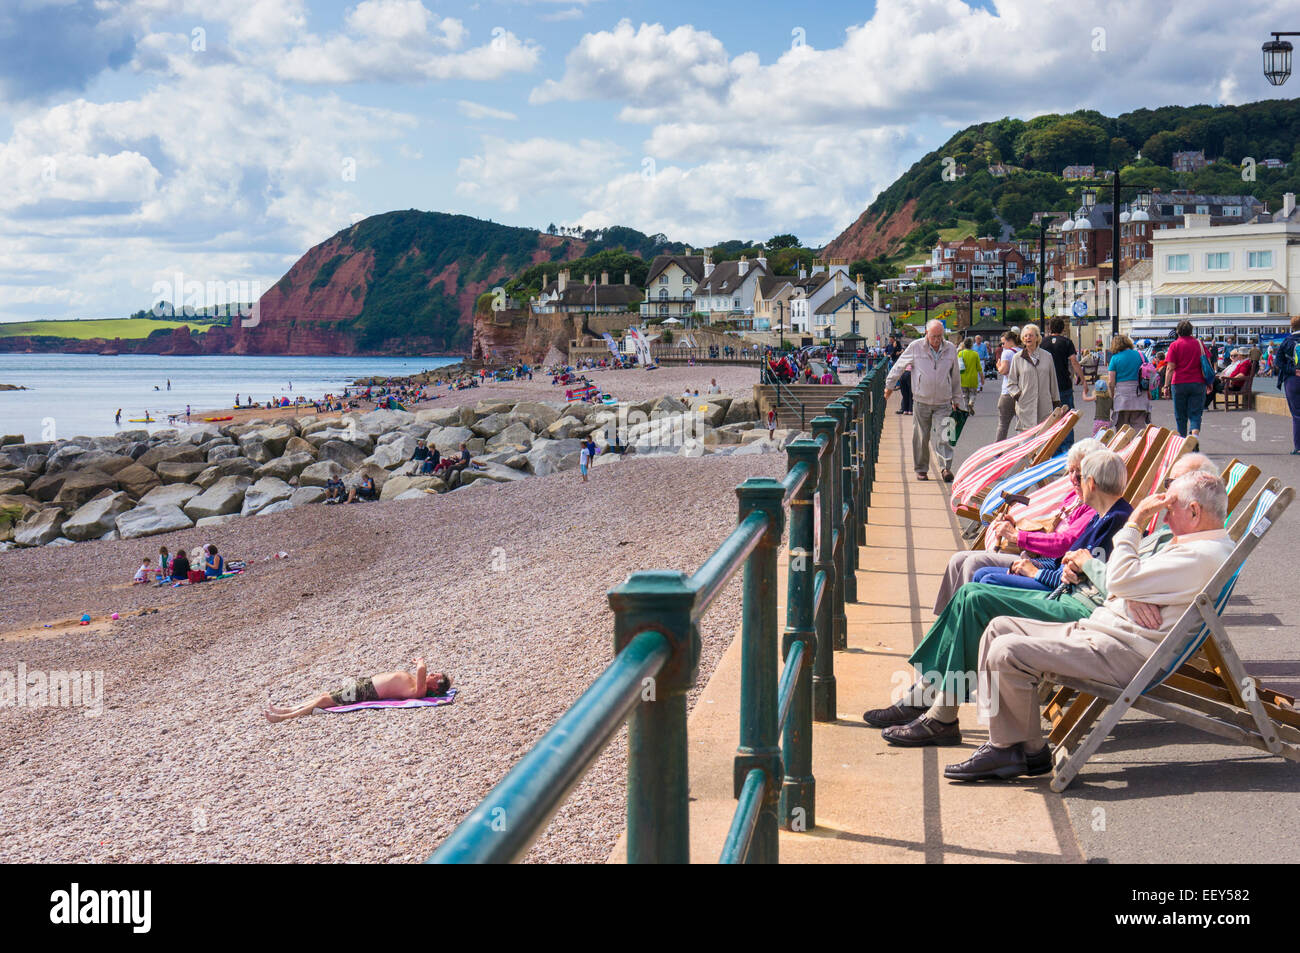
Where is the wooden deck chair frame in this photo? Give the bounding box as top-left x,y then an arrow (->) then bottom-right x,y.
953,410 -> 1079,523
1045,481 -> 1296,792
1042,458 -> 1261,726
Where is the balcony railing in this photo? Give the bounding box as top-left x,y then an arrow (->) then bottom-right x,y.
428,368 -> 887,864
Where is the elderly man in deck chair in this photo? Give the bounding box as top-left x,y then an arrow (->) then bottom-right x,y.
944,469 -> 1233,781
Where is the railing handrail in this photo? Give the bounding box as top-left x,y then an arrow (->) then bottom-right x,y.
428,365 -> 887,864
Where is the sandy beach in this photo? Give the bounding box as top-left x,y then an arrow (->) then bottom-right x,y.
0,448 -> 784,863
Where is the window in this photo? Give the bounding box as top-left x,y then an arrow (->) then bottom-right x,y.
659,275 -> 668,284
1248,250 -> 1273,269
683,288 -> 692,299
1166,253 -> 1190,272
1173,205 -> 1183,215
658,288 -> 667,299
1205,252 -> 1230,271
1219,296 -> 1246,314
1224,206 -> 1241,217
1196,205 -> 1209,215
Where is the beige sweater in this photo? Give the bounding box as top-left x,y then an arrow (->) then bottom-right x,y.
1082,525 -> 1234,654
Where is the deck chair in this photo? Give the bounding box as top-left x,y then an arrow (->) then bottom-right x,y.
1222,459 -> 1261,518
972,428 -> 1145,553
1131,434 -> 1197,531
1047,481 -> 1296,791
950,407 -> 1066,498
952,411 -> 1079,520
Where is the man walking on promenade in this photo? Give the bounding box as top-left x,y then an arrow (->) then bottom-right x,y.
885,320 -> 962,482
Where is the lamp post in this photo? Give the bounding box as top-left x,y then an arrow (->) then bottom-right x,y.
1263,32 -> 1299,84
1037,212 -> 1067,333
777,299 -> 785,353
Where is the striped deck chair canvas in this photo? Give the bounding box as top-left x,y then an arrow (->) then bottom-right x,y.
1048,482 -> 1296,792
950,407 -> 1064,498
978,453 -> 1069,521
1137,434 -> 1196,533
950,411 -> 1077,515
1002,427 -> 1145,527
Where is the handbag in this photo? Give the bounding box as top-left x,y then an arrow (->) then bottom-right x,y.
1200,348 -> 1216,388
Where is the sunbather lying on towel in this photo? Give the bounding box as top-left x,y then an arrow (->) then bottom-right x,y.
265,659 -> 452,723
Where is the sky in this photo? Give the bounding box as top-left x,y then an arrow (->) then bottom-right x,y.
0,0 -> 1296,321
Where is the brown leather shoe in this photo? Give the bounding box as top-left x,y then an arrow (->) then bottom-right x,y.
916,471 -> 929,481
941,468 -> 954,482
882,715 -> 962,747
863,702 -> 927,728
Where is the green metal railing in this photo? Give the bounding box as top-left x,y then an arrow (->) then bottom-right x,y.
429,366 -> 887,864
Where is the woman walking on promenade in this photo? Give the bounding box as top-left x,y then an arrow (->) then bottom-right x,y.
1006,324 -> 1059,433
1162,320 -> 1212,438
994,329 -> 1021,441
1277,315 -> 1300,455
1107,334 -> 1150,430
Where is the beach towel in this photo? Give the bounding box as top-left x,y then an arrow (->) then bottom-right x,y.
319,690 -> 458,714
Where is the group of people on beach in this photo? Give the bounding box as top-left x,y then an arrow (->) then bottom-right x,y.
134,543 -> 230,585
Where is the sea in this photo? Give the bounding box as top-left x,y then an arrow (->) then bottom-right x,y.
0,354 -> 460,442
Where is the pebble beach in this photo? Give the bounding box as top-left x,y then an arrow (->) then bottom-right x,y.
0,361 -> 788,863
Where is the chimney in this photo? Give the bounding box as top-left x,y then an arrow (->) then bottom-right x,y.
685,246 -> 692,256
601,271 -> 609,285
737,256 -> 749,277
798,263 -> 807,280
833,270 -> 844,293
856,276 -> 866,298
557,270 -> 567,293
1183,213 -> 1211,230
583,273 -> 591,286
1284,192 -> 1296,218
756,247 -> 767,271
703,252 -> 714,278
623,270 -> 630,285
873,286 -> 881,310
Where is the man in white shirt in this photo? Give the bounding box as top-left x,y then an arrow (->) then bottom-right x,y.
945,471 -> 1235,781
884,320 -> 962,482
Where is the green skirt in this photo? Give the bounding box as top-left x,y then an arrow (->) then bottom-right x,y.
907,583 -> 1092,702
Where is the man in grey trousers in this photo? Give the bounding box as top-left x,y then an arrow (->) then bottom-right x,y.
884,320 -> 963,482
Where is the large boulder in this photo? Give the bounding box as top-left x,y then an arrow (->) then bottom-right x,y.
116,503 -> 195,540
240,477 -> 294,515
115,462 -> 161,498
139,483 -> 203,509
255,451 -> 315,481
0,476 -> 27,496
13,508 -> 65,546
364,435 -> 417,470
470,399 -> 514,420
469,413 -> 511,438
52,469 -> 119,507
156,460 -> 209,484
195,514 -> 240,529
26,471 -> 68,502
357,409 -> 413,434
344,463 -> 390,490
317,439 -> 368,470
136,443 -> 203,470
507,401 -> 561,431
525,438 -> 584,477
545,416 -> 584,440
284,435 -> 316,456
415,406 -> 469,427
287,486 -> 327,507
459,462 -> 528,486
63,491 -> 134,541
44,443 -> 91,472
206,443 -> 243,462
486,422 -> 535,452
298,460 -> 346,487
379,475 -> 442,501
67,449 -> 135,475
695,397 -> 732,427
651,395 -> 689,416
723,397 -> 758,425
427,426 -> 474,454
237,425 -> 294,465
184,476 -> 252,520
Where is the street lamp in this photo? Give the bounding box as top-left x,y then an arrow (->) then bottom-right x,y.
1263,33 -> 1298,85
777,299 -> 785,353
1037,212 -> 1068,333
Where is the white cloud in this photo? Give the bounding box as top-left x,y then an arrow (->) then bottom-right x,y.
540,7 -> 584,21
457,99 -> 518,121
456,136 -> 623,213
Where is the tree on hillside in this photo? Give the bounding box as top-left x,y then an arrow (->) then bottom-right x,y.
767,233 -> 799,249
1140,130 -> 1180,167
1014,118 -> 1109,172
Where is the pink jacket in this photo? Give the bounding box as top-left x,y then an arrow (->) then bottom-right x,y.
1017,493 -> 1096,559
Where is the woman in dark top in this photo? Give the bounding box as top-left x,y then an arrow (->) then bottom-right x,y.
1277,314 -> 1300,455
171,548 -> 191,581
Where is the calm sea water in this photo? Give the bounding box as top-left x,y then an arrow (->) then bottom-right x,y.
0,354 -> 459,441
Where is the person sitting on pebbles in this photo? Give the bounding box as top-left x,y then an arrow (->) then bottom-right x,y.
265,659 -> 452,723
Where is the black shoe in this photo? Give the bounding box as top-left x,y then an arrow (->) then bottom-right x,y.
1025,745 -> 1052,776
943,742 -> 1028,781
863,702 -> 927,728
883,715 -> 962,747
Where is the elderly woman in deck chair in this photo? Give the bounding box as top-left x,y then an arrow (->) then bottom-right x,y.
932,438 -> 1105,612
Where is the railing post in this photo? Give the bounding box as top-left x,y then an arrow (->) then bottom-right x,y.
734,478 -> 786,864
781,440 -> 819,831
828,400 -> 856,625
873,368 -> 885,463
608,571 -> 699,864
850,385 -> 869,542
809,415 -> 839,722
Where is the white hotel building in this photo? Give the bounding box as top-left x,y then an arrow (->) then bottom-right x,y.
1126,205 -> 1300,344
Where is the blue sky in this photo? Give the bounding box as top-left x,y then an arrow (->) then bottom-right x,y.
0,0 -> 1295,321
